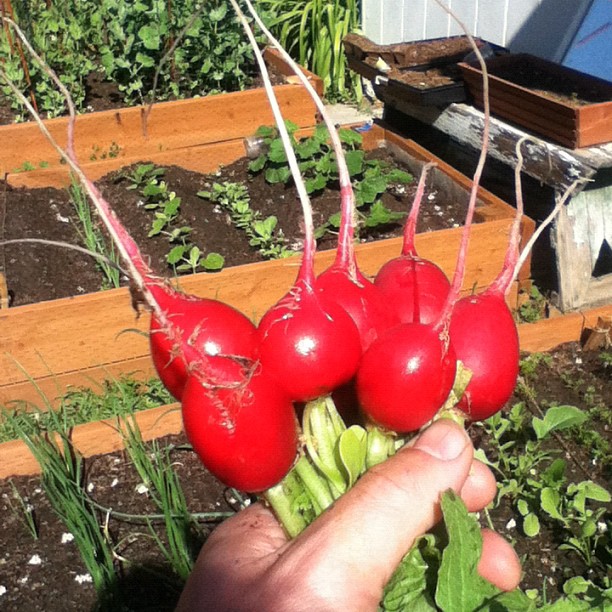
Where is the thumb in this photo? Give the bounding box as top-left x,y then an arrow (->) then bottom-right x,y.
282,419 -> 474,604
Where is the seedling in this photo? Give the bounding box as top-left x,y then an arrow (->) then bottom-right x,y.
198,181 -> 291,259
248,122 -> 411,239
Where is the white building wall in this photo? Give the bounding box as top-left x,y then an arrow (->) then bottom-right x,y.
361,0 -> 593,62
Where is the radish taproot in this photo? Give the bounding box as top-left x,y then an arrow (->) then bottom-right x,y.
448,139 -> 527,422
356,322 -> 457,432
374,163 -> 450,325
315,170 -> 398,351
181,363 -> 299,493
241,11 -> 361,402
356,23 -> 494,433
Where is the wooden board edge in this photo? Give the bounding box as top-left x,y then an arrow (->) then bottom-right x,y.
0,403 -> 182,479
518,304 -> 612,353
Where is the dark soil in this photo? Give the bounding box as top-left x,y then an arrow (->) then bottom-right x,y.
2,147 -> 470,307
0,432 -> 236,611
470,342 -> 611,597
0,341 -> 609,610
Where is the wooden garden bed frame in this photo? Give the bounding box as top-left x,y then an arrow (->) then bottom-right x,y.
0,122 -> 533,409
2,303 -> 610,479
0,48 -> 323,184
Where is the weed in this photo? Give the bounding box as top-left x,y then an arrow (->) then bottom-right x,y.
120,417 -> 200,580
69,178 -> 122,289
5,480 -> 39,540
89,141 -> 122,161
516,285 -> 548,323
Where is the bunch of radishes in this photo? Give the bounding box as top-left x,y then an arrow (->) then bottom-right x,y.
1,7 -> 527,500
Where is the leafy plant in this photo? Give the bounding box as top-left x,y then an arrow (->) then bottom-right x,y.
248,122 -> 411,239
516,285 -> 548,323
123,164 -> 224,272
478,398 -> 611,587
257,0 -> 361,101
2,0 -> 258,119
166,245 -> 225,273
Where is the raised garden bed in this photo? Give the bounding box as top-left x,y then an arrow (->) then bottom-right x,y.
1,303 -> 609,479
0,123 -> 533,409
459,53 -> 612,149
0,48 -> 323,182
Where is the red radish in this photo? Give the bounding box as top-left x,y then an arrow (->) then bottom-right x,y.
149,290 -> 258,400
449,291 -> 519,421
181,362 -> 298,492
357,26 -> 495,433
374,163 -> 450,325
449,139 -> 534,421
356,322 -> 457,432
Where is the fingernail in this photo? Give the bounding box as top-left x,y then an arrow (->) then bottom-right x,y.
412,420 -> 469,461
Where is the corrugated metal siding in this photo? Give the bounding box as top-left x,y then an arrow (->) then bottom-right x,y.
362,0 -> 593,61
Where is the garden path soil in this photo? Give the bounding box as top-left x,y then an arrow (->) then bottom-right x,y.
2,147 -> 468,307
0,341 -> 609,611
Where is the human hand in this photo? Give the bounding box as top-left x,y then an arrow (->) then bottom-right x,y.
176,419 -> 521,611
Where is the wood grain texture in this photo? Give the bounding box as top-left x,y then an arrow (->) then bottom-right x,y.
459,58 -> 612,149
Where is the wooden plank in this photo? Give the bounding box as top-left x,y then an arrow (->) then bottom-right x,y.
0,403 -> 182,478
7,139 -> 250,189
0,220 -> 517,399
1,86 -> 316,178
379,97 -> 612,192
518,304 -> 612,353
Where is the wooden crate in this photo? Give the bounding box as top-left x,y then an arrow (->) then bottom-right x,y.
0,124 -> 533,408
2,302 -> 609,480
459,54 -> 612,149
